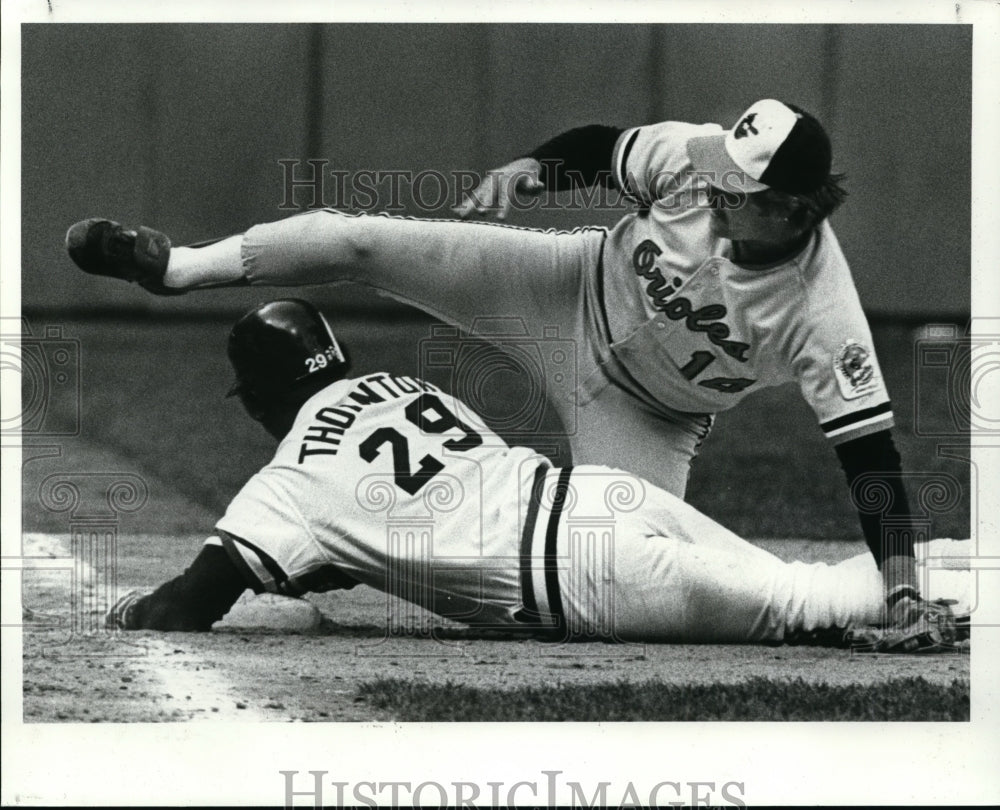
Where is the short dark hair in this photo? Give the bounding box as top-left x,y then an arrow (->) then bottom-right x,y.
752,172 -> 848,230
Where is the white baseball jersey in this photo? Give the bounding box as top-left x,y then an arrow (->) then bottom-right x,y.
605,120 -> 893,445
214,373 -> 548,628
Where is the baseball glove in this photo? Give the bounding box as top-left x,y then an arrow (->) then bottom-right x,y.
844,596 -> 961,654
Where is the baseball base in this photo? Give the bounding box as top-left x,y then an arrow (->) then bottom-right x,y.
214,591 -> 323,633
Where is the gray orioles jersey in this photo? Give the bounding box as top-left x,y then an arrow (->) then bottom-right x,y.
604,119 -> 892,445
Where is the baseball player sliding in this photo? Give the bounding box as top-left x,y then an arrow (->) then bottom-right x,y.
71,99 -> 939,638
106,300 -> 966,651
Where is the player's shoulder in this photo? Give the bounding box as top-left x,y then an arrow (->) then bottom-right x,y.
282,374 -> 382,439
295,373 -> 440,411
629,119 -> 721,140
797,221 -> 855,284
619,117 -> 717,153
290,372 -> 460,433
617,120 -> 722,198
783,222 -> 869,331
287,376 -> 355,421
621,120 -> 721,160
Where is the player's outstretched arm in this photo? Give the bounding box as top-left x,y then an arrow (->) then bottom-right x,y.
452,124 -> 623,220
452,156 -> 545,220
834,428 -> 954,638
106,544 -> 248,631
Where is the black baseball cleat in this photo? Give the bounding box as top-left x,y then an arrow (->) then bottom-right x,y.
65,218 -> 183,296
105,590 -> 148,631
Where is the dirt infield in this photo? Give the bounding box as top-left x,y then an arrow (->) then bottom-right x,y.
23,583 -> 970,723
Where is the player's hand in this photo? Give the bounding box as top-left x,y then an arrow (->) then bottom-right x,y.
845,596 -> 959,653
452,157 -> 545,221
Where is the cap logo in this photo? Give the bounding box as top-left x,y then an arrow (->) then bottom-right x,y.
733,113 -> 759,139
686,98 -> 831,194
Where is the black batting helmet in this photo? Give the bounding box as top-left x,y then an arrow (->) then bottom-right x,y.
226,298 -> 349,421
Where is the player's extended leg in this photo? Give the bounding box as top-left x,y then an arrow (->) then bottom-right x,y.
67,211 -> 603,410
557,469 -> 969,643
242,213 -> 608,388
71,211 -> 598,339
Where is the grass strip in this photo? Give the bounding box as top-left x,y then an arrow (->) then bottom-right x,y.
358,675 -> 968,721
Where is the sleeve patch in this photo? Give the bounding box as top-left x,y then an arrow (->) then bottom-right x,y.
834,339 -> 881,400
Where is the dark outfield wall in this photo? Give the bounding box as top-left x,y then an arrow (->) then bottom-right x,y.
21,24 -> 970,318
